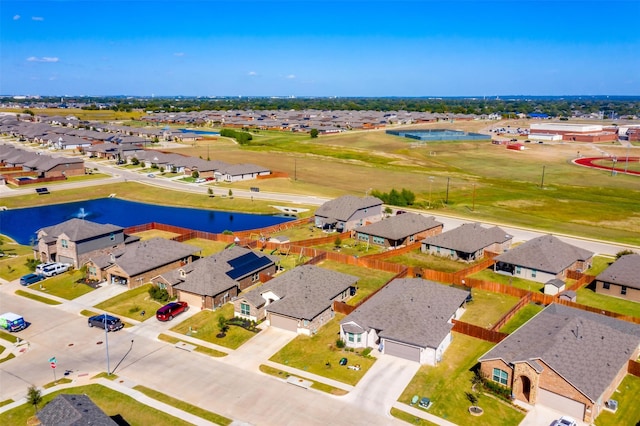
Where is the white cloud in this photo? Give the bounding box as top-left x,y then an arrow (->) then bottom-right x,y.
27,56 -> 60,63
248,71 -> 257,76
32,16 -> 44,21
174,52 -> 185,57
13,15 -> 20,20
286,74 -> 296,79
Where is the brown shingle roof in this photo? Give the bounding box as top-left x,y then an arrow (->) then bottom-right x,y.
354,213 -> 442,241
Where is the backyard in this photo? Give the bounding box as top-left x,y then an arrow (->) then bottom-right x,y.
269,314 -> 376,386
386,249 -> 479,273
460,288 -> 521,328
576,284 -> 640,318
469,269 -> 544,293
317,260 -> 396,305
594,374 -> 640,426
398,333 -> 525,426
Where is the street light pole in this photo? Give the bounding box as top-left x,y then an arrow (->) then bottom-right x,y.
104,313 -> 110,376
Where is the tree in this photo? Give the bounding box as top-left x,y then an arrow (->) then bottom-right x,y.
27,385 -> 42,413
217,315 -> 229,336
466,391 -> 479,410
310,128 -> 319,138
334,235 -> 342,248
616,249 -> 635,259
228,189 -> 233,198
207,187 -> 214,197
384,206 -> 393,217
192,170 -> 199,179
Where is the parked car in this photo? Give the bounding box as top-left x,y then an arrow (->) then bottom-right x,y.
156,301 -> 189,321
147,173 -> 155,178
40,263 -> 70,277
35,262 -> 56,275
88,314 -> 124,331
194,178 -> 206,183
551,416 -> 577,426
0,312 -> 26,332
20,273 -> 45,286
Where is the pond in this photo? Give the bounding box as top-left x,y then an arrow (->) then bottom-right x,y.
0,198 -> 293,245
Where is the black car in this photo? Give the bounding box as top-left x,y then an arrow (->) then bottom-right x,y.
88,314 -> 124,332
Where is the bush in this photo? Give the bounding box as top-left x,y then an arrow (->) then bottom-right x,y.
482,379 -> 512,401
362,347 -> 372,357
25,258 -> 39,272
148,285 -> 169,302
336,339 -> 345,349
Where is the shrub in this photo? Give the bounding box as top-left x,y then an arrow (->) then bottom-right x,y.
129,305 -> 141,314
25,258 -> 39,272
148,285 -> 169,302
336,339 -> 345,349
362,347 -> 372,357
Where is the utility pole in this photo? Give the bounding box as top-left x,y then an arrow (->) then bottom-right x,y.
105,313 -> 110,376
294,158 -> 297,181
445,177 -> 450,204
540,165 -> 546,189
472,184 -> 476,211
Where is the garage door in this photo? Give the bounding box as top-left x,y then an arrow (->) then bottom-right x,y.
383,340 -> 421,362
270,314 -> 298,332
537,388 -> 585,420
178,291 -> 203,310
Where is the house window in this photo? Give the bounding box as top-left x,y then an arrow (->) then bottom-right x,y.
602,282 -> 610,290
492,368 -> 509,385
621,286 -> 627,295
531,270 -> 537,278
303,319 -> 310,327
373,236 -> 385,245
515,266 -> 521,274
109,232 -> 115,241
409,235 -> 415,243
156,282 -> 166,290
61,239 -> 68,248
252,272 -> 259,283
347,332 -> 355,343
240,303 -> 250,316
357,233 -> 368,242
436,247 -> 441,254
450,249 -> 455,256
88,266 -> 97,275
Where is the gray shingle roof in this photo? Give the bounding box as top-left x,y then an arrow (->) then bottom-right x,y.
108,237 -> 199,277
172,246 -> 275,296
479,303 -> 640,402
494,235 -> 593,274
341,278 -> 469,349
315,195 -> 382,222
354,213 -> 442,240
38,218 -> 123,242
249,265 -> 358,320
37,394 -> 117,425
596,253 -> 640,290
422,222 -> 511,253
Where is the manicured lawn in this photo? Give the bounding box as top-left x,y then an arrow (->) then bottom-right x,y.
386,249 -> 476,273
269,314 -> 375,386
157,333 -> 227,357
94,284 -> 161,321
131,229 -> 181,240
312,238 -> 386,257
258,364 -> 348,395
14,289 -> 61,305
595,375 -> 640,426
460,289 -> 520,328
0,330 -> 19,343
31,270 -> 94,300
170,303 -> 258,350
399,333 -> 525,426
585,255 -> 616,276
499,303 -> 544,334
182,238 -> 228,257
318,260 -> 396,305
577,284 -> 640,318
469,269 -> 544,293
134,385 -> 232,425
390,407 -> 439,426
0,239 -> 33,281
0,384 -> 192,426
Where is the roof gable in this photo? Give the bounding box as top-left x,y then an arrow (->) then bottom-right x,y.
355,213 -> 442,240
315,195 -> 382,222
494,235 -> 593,273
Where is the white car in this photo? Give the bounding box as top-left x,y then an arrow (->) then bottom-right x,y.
195,178 -> 206,183
41,263 -> 70,277
551,416 -> 577,426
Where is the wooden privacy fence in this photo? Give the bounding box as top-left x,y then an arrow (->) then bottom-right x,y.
566,273 -> 595,292
360,242 -> 422,261
555,298 -> 640,324
490,293 -> 532,332
452,320 -> 508,343
293,231 -> 351,247
628,360 -> 640,377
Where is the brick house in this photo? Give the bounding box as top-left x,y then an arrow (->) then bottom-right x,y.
352,213 -> 442,249
493,235 -> 593,283
479,303 -> 640,423
421,222 -> 512,262
314,195 -> 383,232
594,253 -> 640,303
234,265 -> 357,335
154,246 -> 277,310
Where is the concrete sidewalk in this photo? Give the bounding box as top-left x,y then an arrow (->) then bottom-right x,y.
392,402 -> 459,426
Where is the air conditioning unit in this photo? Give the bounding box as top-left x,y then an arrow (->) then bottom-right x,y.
606,399 -> 618,411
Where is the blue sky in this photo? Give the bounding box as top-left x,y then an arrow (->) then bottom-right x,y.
1,0 -> 639,97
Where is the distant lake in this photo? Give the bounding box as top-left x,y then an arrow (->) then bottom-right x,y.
0,198 -> 293,245
178,128 -> 220,135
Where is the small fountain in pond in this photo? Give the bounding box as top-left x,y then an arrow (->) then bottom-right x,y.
77,208 -> 89,219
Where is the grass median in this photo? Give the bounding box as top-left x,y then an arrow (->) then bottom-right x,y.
15,289 -> 61,305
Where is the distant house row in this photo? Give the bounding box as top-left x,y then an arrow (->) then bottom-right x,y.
0,144 -> 85,181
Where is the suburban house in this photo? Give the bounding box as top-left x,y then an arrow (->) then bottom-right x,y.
421,222 -> 512,262
478,303 -> 640,423
234,264 -> 358,335
352,213 -> 442,249
34,218 -> 130,268
493,235 -> 593,283
86,238 -> 200,288
154,246 -> 277,310
314,195 -> 383,232
36,394 -> 117,426
339,278 -> 469,365
594,253 -> 640,302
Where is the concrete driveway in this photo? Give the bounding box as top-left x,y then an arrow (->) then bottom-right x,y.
343,352 -> 420,416
221,325 -> 297,370
519,403 -> 587,426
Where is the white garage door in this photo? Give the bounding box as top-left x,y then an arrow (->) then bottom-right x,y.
537,388 -> 585,420
178,291 -> 203,310
383,340 -> 421,362
270,314 -> 298,332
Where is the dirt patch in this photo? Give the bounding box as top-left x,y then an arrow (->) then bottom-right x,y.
494,199 -> 545,209
573,214 -> 640,231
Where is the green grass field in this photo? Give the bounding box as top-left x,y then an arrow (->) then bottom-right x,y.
595,374 -> 640,426
317,260 -> 396,305
94,284 -> 161,321
460,289 -> 521,328
30,270 -> 94,300
499,303 -> 544,334
576,284 -> 640,318
399,333 -> 525,426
